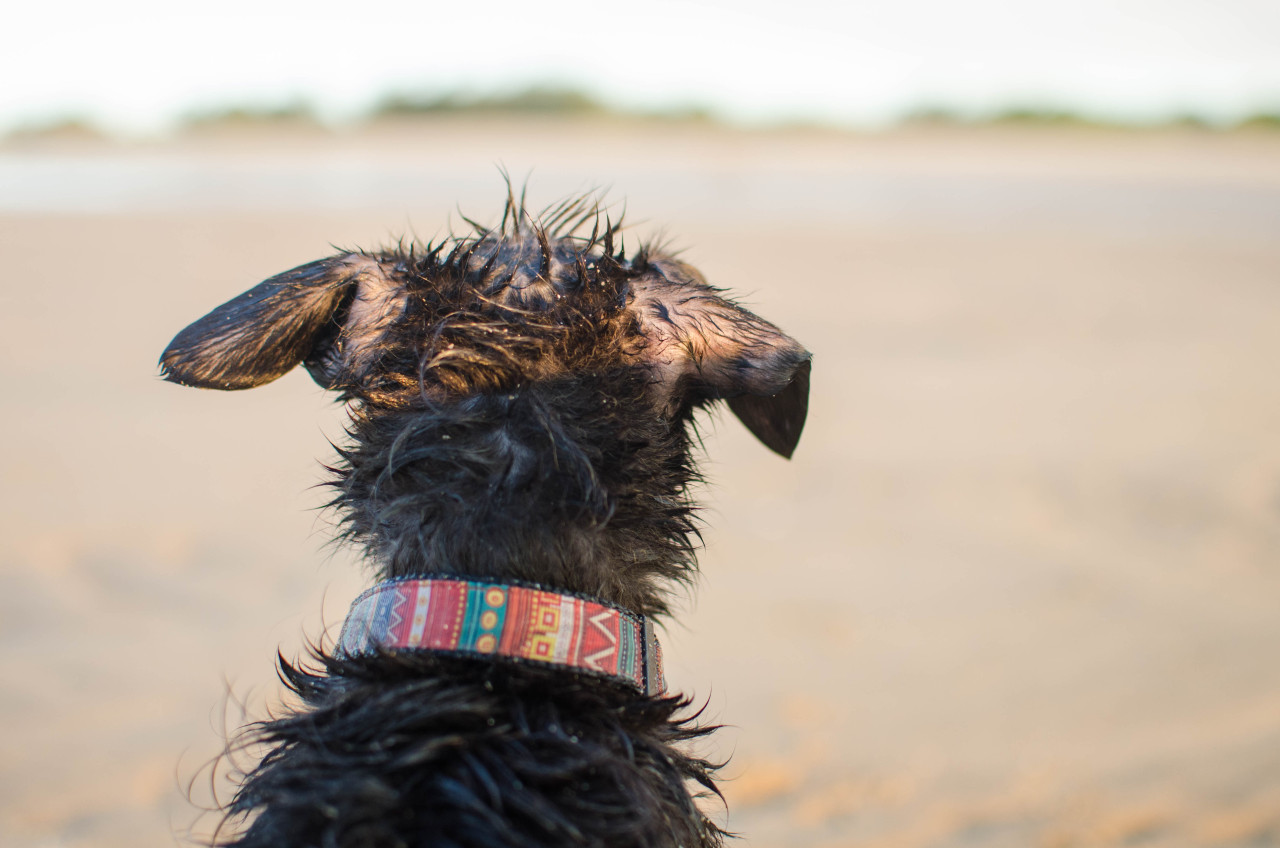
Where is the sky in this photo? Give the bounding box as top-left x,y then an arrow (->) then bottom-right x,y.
6,0 -> 1280,134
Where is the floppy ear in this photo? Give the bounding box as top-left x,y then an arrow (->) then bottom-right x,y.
629,261 -> 812,458
160,254 -> 400,391
726,358 -> 811,459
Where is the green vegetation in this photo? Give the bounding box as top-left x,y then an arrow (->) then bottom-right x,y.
4,87 -> 1279,142
4,116 -> 105,141
1238,112 -> 1280,130
374,87 -> 608,117
371,86 -> 715,124
181,99 -> 318,128
900,105 -> 1278,130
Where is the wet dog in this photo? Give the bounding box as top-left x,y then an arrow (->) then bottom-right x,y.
161,193 -> 810,847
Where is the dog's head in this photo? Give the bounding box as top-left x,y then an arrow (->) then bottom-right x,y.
160,197 -> 811,458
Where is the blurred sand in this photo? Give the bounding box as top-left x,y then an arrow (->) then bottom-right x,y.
2,120 -> 1279,847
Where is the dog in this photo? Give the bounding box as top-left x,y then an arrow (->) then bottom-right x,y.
160,192 -> 810,847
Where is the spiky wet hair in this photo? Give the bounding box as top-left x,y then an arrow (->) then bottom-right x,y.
162,191 -> 810,616
217,654 -> 729,848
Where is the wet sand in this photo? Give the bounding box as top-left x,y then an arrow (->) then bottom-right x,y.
2,120 -> 1279,847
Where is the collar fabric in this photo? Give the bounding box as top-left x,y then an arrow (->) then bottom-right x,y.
338,575 -> 666,696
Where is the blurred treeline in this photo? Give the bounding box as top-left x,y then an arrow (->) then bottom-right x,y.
6,85 -> 1279,141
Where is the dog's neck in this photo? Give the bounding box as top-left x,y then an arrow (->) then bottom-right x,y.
331,371 -> 702,618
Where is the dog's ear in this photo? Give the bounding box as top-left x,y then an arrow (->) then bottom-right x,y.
629,260 -> 812,458
726,358 -> 811,459
160,254 -> 402,391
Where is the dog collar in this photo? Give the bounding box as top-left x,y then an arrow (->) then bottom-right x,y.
338,576 -> 666,696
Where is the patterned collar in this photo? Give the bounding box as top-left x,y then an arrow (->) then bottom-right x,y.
338,575 -> 666,696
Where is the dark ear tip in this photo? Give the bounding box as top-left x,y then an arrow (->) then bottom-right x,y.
158,356 -> 199,388
776,358 -> 812,459
158,345 -> 186,382
158,346 -> 190,385
727,356 -> 811,458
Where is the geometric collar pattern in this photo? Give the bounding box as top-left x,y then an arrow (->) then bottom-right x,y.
338,575 -> 666,696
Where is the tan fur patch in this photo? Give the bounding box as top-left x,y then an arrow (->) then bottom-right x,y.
339,254 -> 410,378
629,257 -> 805,411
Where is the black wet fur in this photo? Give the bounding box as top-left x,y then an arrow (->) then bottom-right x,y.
161,190 -> 810,848
223,654 -> 723,848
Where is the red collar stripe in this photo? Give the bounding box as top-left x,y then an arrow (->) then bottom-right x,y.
339,577 -> 665,695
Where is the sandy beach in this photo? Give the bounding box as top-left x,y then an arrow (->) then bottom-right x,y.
2,119 -> 1279,847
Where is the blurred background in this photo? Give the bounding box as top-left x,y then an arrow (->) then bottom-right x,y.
3,2 -> 1279,846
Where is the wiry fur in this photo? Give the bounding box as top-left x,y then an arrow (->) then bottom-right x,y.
161,190 -> 810,848
223,656 -> 723,848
